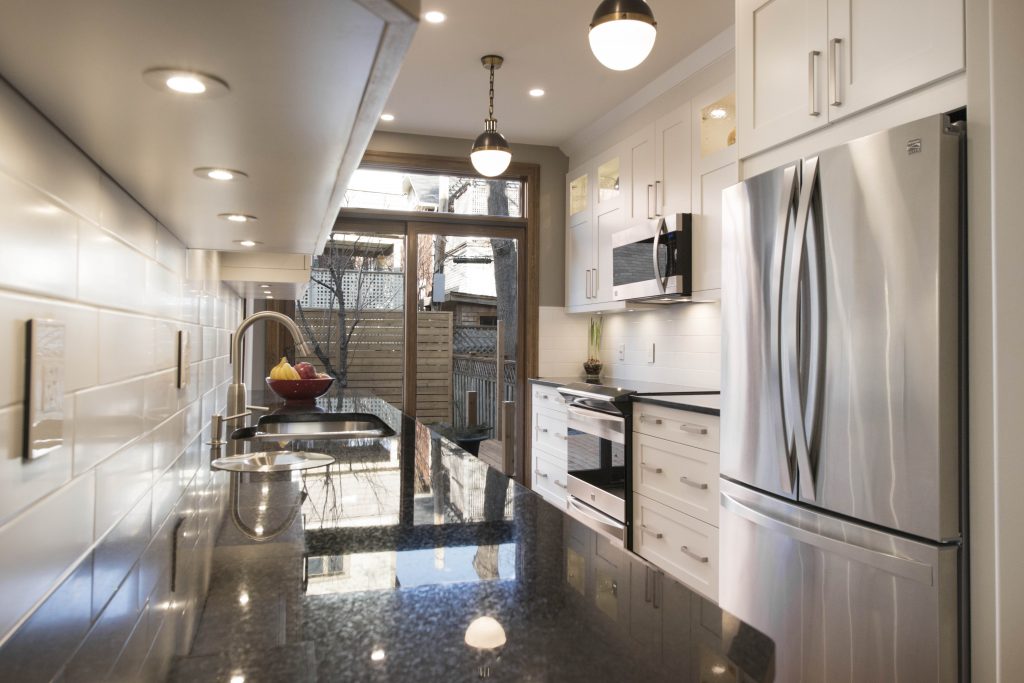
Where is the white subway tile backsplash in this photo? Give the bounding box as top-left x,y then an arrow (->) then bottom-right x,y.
97,174 -> 156,259
0,291 -> 98,408
0,400 -> 74,526
0,170 -> 79,300
154,225 -> 186,276
145,370 -> 180,432
94,437 -> 154,540
78,222 -> 148,312
73,379 -> 145,475
98,311 -> 155,383
0,472 -> 95,638
92,491 -> 151,619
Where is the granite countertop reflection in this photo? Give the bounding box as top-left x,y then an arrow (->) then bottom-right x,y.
169,388 -> 771,682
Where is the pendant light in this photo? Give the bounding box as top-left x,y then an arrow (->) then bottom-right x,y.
470,55 -> 513,177
588,0 -> 658,71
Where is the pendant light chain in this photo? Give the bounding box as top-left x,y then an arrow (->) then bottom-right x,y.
488,62 -> 496,124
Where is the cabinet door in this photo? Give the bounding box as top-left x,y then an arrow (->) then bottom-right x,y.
567,168 -> 590,227
737,0 -> 827,157
626,126 -> 656,225
595,148 -> 624,215
690,161 -> 736,296
593,205 -> 624,303
827,0 -> 964,120
566,219 -> 593,307
654,103 -> 691,217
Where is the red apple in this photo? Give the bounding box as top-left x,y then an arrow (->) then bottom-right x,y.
294,362 -> 317,380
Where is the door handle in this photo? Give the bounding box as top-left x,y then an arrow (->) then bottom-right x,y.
679,476 -> 709,490
640,524 -> 663,539
654,180 -> 662,216
639,463 -> 663,474
829,38 -> 842,106
679,423 -> 708,435
771,165 -> 799,495
680,545 -> 709,564
808,50 -> 821,116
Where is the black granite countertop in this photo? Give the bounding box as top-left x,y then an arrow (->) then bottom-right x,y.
169,388 -> 768,682
631,393 -> 721,416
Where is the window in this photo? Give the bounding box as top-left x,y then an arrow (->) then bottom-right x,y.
343,168 -> 523,218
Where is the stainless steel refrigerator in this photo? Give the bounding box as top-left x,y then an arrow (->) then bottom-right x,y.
720,114 -> 965,682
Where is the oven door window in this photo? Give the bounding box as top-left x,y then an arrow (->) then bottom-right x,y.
566,426 -> 625,489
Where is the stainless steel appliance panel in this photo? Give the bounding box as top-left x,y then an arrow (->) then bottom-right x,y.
720,162 -> 800,499
805,116 -> 961,541
611,214 -> 692,301
719,479 -> 958,683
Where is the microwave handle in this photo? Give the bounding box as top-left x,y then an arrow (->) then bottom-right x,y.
652,218 -> 668,293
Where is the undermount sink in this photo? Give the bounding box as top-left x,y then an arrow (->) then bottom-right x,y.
230,412 -> 396,442
211,450 -> 335,473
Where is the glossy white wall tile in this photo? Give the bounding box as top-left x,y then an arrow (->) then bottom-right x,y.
0,401 -> 74,526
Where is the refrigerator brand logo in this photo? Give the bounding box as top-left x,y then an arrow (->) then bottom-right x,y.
907,138 -> 923,155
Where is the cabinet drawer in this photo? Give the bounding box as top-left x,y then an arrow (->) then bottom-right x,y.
532,384 -> 567,413
533,450 -> 568,506
633,493 -> 718,601
533,408 -> 568,455
634,432 -> 719,527
633,403 -> 719,452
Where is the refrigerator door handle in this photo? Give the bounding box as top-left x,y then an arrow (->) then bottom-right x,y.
720,490 -> 934,585
783,156 -> 821,501
771,164 -> 799,494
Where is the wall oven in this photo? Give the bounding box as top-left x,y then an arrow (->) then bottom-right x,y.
611,213 -> 692,302
557,384 -> 632,546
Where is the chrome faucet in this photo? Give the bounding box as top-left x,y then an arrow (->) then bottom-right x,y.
226,310 -> 312,426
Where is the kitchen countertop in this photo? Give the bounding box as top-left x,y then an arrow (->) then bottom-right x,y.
169,387 -> 768,682
530,377 -> 721,416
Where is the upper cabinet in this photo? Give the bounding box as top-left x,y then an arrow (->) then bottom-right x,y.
737,0 -> 965,157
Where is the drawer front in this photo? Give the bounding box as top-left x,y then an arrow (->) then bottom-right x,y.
533,450 -> 569,506
533,408 -> 568,454
634,432 -> 719,527
532,384 -> 567,413
633,492 -> 718,601
633,403 -> 720,452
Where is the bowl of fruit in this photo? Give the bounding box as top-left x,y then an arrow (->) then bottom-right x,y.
266,357 -> 334,402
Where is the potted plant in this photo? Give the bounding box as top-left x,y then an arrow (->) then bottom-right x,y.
583,316 -> 603,381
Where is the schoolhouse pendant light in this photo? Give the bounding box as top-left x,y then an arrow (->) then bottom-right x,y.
588,0 -> 658,71
470,55 -> 513,177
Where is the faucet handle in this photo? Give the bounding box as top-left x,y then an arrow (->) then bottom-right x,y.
209,411 -> 252,447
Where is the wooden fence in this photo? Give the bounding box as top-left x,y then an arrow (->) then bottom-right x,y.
452,356 -> 516,430
296,310 -> 453,423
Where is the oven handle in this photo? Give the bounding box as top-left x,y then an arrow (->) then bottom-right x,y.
651,218 -> 668,293
566,405 -> 626,443
567,495 -> 626,538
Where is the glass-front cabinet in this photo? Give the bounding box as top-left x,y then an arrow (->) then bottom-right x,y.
568,171 -> 589,227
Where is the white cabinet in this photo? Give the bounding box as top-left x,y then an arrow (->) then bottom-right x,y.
626,127 -> 656,225
530,383 -> 569,507
632,403 -> 721,601
566,215 -> 592,308
654,103 -> 693,217
738,0 -> 965,156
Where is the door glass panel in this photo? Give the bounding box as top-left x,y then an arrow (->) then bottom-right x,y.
294,232 -> 405,410
569,173 -> 588,216
598,157 -> 621,202
700,93 -> 737,158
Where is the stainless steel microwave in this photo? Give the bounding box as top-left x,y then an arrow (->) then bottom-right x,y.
611,213 -> 692,302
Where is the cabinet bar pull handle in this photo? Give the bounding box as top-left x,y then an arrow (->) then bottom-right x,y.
647,184 -> 654,219
680,476 -> 709,490
808,50 -> 821,116
640,463 -> 664,474
654,180 -> 662,216
829,38 -> 842,106
594,268 -> 598,294
537,471 -> 549,479
680,545 -> 710,563
555,480 -> 567,489
640,524 -> 663,539
586,269 -> 591,298
538,427 -> 549,433
640,415 -> 663,425
679,423 -> 708,435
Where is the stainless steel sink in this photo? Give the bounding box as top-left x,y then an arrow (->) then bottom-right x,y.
212,450 -> 335,472
230,412 -> 396,442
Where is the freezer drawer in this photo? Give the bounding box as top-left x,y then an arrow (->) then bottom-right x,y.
719,478 -> 958,683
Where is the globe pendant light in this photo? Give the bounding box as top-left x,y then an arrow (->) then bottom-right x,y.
470,55 -> 513,177
589,0 -> 658,71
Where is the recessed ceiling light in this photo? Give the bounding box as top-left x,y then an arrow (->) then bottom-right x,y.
707,106 -> 729,120
380,113 -> 395,122
219,213 -> 258,223
142,68 -> 229,97
265,294 -> 274,299
235,240 -> 262,248
529,88 -> 545,97
193,167 -> 247,181
424,10 -> 446,23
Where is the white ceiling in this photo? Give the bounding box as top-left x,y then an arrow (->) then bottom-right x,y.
0,0 -> 413,254
380,0 -> 735,147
